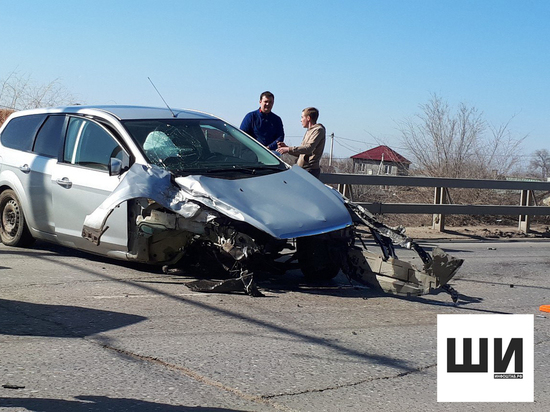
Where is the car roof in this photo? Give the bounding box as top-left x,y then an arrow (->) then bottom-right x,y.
9,105 -> 217,121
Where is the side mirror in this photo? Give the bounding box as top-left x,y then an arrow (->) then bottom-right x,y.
108,157 -> 123,176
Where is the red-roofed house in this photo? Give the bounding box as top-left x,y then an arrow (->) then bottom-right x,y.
351,145 -> 411,176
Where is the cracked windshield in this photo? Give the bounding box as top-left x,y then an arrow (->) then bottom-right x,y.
122,119 -> 285,177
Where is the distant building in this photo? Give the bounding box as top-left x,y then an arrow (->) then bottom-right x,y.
351,145 -> 411,176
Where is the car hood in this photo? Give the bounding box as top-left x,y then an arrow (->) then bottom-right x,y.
173,165 -> 352,239
82,164 -> 352,244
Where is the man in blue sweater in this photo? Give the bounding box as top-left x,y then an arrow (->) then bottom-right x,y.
240,91 -> 284,151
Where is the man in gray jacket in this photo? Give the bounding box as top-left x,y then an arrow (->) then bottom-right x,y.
276,107 -> 325,178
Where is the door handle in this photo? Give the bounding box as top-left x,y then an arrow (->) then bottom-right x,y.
56,177 -> 72,189
19,164 -> 31,173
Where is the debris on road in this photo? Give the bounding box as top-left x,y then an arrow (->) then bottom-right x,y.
2,384 -> 25,390
186,271 -> 264,297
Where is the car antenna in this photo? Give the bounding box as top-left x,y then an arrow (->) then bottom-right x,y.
148,77 -> 176,117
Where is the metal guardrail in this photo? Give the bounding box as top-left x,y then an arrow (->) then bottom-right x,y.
319,173 -> 550,232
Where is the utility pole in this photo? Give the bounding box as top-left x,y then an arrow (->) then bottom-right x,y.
377,152 -> 385,175
329,133 -> 334,166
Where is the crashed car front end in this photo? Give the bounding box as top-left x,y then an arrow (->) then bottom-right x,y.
81,162 -> 354,294
81,113 -> 462,300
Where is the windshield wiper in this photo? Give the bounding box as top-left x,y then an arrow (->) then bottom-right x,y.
205,167 -> 256,174
203,165 -> 285,175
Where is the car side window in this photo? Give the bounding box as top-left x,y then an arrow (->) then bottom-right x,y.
64,117 -> 122,171
0,114 -> 47,151
33,115 -> 65,158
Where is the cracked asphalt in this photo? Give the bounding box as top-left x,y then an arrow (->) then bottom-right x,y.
1,239 -> 549,411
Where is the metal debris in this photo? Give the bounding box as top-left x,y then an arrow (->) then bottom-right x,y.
186,271 -> 264,297
2,384 -> 25,389
342,200 -> 464,301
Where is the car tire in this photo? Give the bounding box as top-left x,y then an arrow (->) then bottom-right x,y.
297,236 -> 341,281
0,189 -> 35,247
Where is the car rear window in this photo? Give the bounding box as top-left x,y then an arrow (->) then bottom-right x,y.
0,114 -> 47,151
33,115 -> 65,158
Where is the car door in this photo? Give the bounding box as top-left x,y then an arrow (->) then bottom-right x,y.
26,114 -> 67,236
51,116 -> 128,254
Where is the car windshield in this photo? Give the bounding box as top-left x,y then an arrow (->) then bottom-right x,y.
122,118 -> 286,176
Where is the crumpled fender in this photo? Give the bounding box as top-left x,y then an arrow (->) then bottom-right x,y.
82,164 -> 201,244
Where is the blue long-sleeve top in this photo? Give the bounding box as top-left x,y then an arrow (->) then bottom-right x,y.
240,109 -> 284,150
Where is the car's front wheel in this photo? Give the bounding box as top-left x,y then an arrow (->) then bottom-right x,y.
0,189 -> 35,247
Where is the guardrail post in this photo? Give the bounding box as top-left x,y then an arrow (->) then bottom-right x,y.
337,184 -> 354,201
433,187 -> 448,232
518,189 -> 534,233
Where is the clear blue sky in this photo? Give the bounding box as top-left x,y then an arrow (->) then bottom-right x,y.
1,0 -> 548,160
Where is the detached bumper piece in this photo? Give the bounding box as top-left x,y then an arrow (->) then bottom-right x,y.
343,201 -> 464,302
186,270 -> 264,297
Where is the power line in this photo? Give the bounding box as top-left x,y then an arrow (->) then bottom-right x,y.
333,135 -> 373,144
333,138 -> 363,154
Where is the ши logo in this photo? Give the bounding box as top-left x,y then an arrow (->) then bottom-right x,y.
437,314 -> 533,402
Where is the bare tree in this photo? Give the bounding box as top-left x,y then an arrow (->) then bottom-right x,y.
398,94 -> 525,179
476,119 -> 525,177
530,149 -> 550,180
0,71 -> 76,112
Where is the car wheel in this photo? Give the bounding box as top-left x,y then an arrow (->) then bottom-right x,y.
0,189 -> 35,247
297,236 -> 341,281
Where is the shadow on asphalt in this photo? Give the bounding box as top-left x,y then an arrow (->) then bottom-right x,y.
0,240 -> 159,274
0,240 -> 422,372
0,298 -> 147,338
0,240 -> 392,300
1,239 -> 472,302
0,396 -> 244,412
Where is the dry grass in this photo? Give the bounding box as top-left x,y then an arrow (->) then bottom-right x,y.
0,109 -> 14,126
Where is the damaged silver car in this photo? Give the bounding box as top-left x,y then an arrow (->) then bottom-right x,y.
0,106 -> 462,299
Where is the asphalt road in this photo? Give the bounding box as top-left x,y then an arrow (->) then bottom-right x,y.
1,239 -> 549,411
